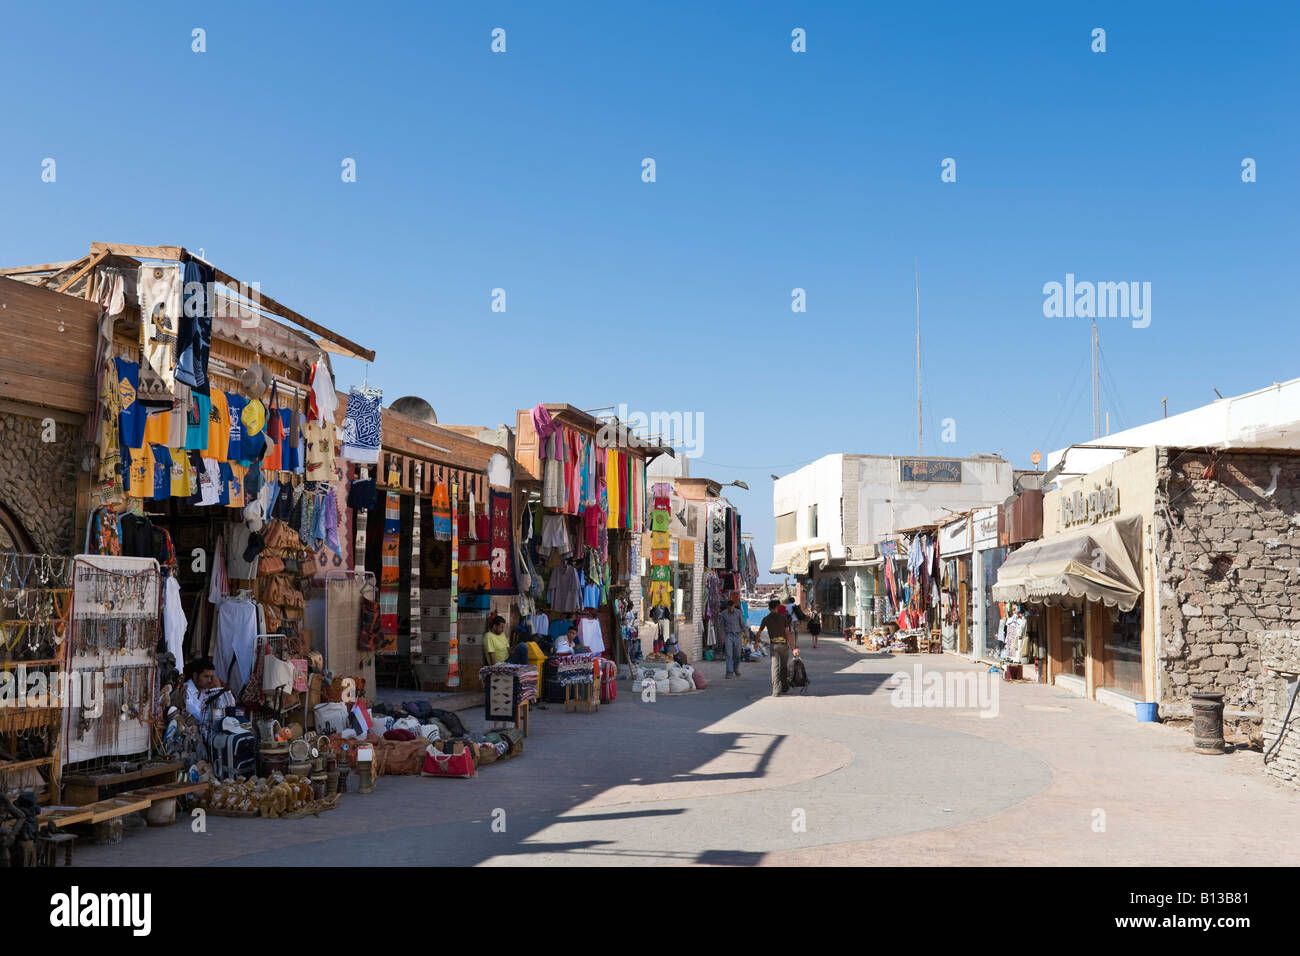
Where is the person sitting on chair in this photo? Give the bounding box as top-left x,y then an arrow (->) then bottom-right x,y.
181,657 -> 235,723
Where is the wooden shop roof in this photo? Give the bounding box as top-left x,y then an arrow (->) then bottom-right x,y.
0,241 -> 375,363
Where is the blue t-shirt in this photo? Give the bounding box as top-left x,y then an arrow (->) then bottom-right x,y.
115,358 -> 146,450
185,392 -> 211,451
217,462 -> 233,506
151,445 -> 172,500
226,392 -> 247,462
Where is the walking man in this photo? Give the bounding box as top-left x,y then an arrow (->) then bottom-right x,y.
719,599 -> 745,679
756,599 -> 798,696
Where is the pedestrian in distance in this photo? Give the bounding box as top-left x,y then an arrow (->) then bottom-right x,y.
807,607 -> 821,649
718,599 -> 746,679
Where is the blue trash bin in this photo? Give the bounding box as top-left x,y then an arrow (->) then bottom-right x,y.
1136,702 -> 1159,722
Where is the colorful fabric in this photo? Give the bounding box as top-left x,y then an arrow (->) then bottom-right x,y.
342,387 -> 382,463
430,480 -> 453,540
138,263 -> 182,393
489,489 -> 517,594
379,472 -> 401,649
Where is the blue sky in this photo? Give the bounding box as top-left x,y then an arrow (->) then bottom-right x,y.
2,1 -> 1296,579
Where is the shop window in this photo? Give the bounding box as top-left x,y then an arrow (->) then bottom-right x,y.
1102,602 -> 1144,698
1062,609 -> 1086,678
775,512 -> 796,544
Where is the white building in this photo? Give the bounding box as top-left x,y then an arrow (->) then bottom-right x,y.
771,453 -> 1014,627
1048,377 -> 1300,478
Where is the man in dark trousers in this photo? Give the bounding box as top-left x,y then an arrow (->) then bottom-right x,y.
756,599 -> 799,696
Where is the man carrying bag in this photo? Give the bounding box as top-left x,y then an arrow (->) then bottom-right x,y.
755,600 -> 799,696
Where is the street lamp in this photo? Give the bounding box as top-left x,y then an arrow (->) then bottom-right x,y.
720,480 -> 749,491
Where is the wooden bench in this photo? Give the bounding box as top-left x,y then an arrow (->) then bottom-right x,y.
564,673 -> 600,714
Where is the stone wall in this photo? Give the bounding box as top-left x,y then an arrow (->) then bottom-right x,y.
0,407 -> 82,556
1258,628 -> 1300,788
1154,448 -> 1300,729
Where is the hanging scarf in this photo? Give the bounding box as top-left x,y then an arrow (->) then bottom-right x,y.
431,480 -> 453,540
379,472 -> 401,648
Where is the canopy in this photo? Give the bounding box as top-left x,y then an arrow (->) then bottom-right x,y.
992,515 -> 1143,612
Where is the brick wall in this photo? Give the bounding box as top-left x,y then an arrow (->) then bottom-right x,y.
1259,628 -> 1300,788
1154,448 -> 1300,729
0,408 -> 82,556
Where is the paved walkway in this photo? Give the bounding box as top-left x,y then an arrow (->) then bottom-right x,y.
74,639 -> 1300,866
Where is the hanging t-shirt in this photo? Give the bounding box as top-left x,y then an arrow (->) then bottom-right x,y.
125,444 -> 153,497
207,389 -> 231,464
225,393 -> 247,462
241,400 -> 267,459
115,358 -> 146,450
225,462 -> 247,509
143,408 -> 170,447
169,383 -> 191,449
198,458 -> 222,506
185,391 -> 211,451
217,462 -> 233,506
170,448 -> 195,498
150,445 -> 172,500
303,421 -> 333,481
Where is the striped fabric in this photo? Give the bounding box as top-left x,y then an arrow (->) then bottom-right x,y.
379,469 -> 401,649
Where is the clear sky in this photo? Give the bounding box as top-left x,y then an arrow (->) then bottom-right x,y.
2,1 -> 1295,579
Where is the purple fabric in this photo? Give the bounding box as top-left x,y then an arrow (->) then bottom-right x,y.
532,403 -> 560,442
324,489 -> 341,556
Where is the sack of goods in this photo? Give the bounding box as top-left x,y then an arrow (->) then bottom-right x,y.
655,678 -> 672,696
668,677 -> 691,694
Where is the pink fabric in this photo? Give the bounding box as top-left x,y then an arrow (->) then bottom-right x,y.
532,404 -> 559,445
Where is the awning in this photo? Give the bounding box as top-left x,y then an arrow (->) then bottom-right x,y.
992,515 -> 1143,612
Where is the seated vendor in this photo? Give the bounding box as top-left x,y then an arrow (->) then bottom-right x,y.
485,615 -> 510,664
553,626 -> 576,655
182,656 -> 235,723
569,625 -> 590,655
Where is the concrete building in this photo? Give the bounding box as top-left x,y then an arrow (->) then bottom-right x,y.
771,453 -> 1014,629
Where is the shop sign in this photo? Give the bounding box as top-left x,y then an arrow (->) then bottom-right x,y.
972,507 -> 999,549
1060,479 -> 1121,528
900,458 -> 962,483
939,516 -> 970,555
880,541 -> 898,558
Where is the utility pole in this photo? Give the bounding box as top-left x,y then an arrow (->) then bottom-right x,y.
1091,319 -> 1101,440
915,257 -> 922,455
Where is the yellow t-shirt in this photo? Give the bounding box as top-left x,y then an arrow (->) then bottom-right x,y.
170,450 -> 195,498
127,444 -> 154,497
207,390 -> 231,464
485,629 -> 509,664
226,462 -> 247,509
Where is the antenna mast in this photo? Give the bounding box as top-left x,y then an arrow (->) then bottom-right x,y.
915,258 -> 922,455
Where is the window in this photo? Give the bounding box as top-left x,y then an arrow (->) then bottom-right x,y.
1061,609 -> 1086,678
810,504 -> 818,538
775,512 -> 796,543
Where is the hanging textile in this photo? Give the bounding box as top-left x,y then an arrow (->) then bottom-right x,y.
175,258 -> 213,390
706,502 -> 728,569
649,491 -> 673,608
448,479 -> 460,687
488,489 -> 516,594
137,263 -> 182,393
430,478 -> 453,540
606,448 -> 621,529
378,469 -> 401,650
342,386 -> 382,463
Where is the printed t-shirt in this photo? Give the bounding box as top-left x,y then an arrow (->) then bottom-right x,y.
115,358 -> 146,450
185,391 -> 211,451
150,445 -> 172,500
170,449 -> 195,498
207,389 -> 230,464
198,459 -> 221,506
225,463 -> 247,509
125,444 -> 154,497
303,422 -> 333,481
217,463 -> 233,506
226,393 -> 247,462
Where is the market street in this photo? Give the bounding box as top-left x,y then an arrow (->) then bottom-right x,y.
76,636 -> 1300,867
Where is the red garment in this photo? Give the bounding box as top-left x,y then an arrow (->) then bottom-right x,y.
584,505 -> 605,550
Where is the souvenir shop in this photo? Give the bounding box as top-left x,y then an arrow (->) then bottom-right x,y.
0,244 -> 397,853
937,513 -> 972,654
513,403 -> 660,687
699,498 -> 751,654
970,505 -> 1007,662
874,528 -> 944,653
343,401 -> 502,694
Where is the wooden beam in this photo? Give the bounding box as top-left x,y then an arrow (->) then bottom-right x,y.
89,241 -> 186,261
208,265 -> 375,363
0,260 -> 76,276
56,249 -> 109,293
37,255 -> 90,287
